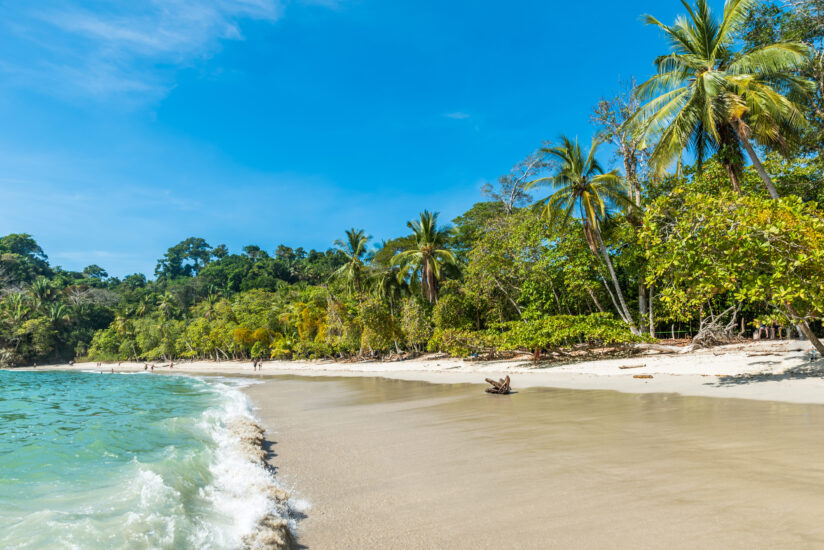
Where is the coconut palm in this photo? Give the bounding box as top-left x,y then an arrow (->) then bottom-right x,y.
528,136 -> 639,334
392,211 -> 456,304
630,0 -> 812,198
332,228 -> 371,296
372,266 -> 406,316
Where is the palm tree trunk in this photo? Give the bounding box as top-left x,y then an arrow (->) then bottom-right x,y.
595,228 -> 639,334
422,259 -> 438,303
733,119 -> 780,200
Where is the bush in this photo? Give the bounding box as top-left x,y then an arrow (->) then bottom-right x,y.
400,298 -> 432,351
427,313 -> 644,358
427,328 -> 490,357
432,284 -> 477,330
490,313 -> 645,352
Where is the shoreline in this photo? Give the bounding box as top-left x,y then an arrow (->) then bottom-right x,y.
15,339 -> 824,405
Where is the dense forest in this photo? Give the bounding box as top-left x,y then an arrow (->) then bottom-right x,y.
2,0 -> 824,367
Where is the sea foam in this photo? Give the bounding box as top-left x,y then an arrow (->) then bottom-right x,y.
191,378 -> 298,549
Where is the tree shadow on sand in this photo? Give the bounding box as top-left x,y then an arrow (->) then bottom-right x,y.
708,358 -> 824,386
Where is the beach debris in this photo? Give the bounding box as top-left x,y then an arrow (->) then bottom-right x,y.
485,376 -> 512,394
633,374 -> 654,379
619,364 -> 646,370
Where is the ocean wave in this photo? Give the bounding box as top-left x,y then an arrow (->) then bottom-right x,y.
0,371 -> 302,550
192,379 -> 300,549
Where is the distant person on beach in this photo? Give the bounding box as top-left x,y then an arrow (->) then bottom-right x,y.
252,360 -> 257,371
144,364 -> 148,371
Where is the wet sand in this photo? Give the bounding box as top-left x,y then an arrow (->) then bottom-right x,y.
246,376 -> 824,549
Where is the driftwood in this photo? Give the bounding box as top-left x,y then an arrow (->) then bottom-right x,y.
618,364 -> 646,370
485,376 -> 512,394
634,343 -> 697,354
633,374 -> 654,379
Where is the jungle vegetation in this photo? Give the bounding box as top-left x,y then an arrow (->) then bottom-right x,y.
2,0 -> 823,366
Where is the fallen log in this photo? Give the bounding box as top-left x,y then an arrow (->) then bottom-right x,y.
619,364 -> 646,370
485,376 -> 512,394
634,343 -> 696,355
633,374 -> 654,379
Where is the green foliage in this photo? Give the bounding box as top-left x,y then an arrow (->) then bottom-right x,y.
427,328 -> 489,357
642,189 -> 824,326
489,314 -> 646,353
428,314 -> 644,358
400,298 -> 433,350
359,297 -> 397,352
431,283 -> 477,331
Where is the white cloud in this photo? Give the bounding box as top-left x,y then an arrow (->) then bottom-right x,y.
0,1 -> 294,101
443,111 -> 470,120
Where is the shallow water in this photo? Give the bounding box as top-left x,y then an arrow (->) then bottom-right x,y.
0,370 -> 284,549
249,376 -> 824,549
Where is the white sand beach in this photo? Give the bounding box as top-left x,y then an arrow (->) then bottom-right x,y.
26,339 -> 824,404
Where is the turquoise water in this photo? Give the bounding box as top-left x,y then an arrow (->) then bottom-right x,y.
0,371 -> 282,549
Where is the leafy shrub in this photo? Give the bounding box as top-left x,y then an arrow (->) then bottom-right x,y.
490,313 -> 645,352
400,298 -> 432,351
432,283 -> 477,330
427,328 -> 490,357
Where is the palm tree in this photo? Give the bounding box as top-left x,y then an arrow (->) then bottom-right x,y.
392,211 -> 456,304
332,228 -> 371,296
528,136 -> 639,334
630,0 -> 812,198
29,277 -> 54,312
372,266 -> 406,316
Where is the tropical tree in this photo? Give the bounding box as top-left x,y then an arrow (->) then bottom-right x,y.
332,228 -> 371,296
631,0 -> 813,198
393,211 -> 456,304
528,136 -> 639,334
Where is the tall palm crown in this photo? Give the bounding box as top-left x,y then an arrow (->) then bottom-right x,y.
392,211 -> 456,304
333,228 -> 371,295
531,136 -> 629,238
529,137 -> 639,334
631,0 -> 812,198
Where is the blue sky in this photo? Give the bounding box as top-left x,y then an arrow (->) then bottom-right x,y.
0,0 -> 716,277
